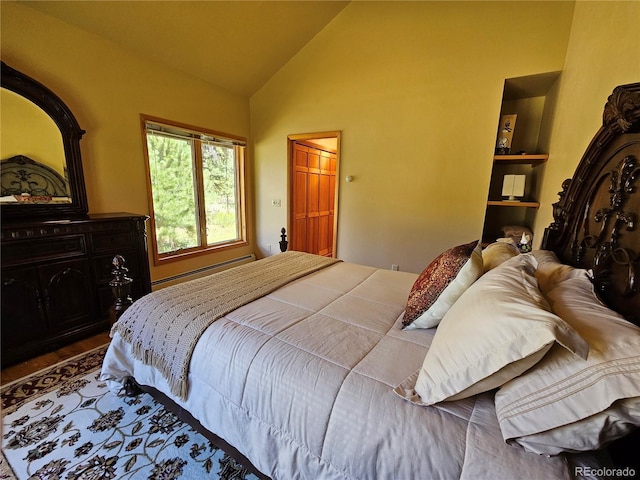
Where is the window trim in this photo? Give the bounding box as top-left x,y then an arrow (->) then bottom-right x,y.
141,114 -> 248,266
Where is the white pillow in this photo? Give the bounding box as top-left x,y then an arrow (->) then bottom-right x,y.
495,273 -> 640,454
505,398 -> 640,455
401,255 -> 588,406
402,240 -> 483,330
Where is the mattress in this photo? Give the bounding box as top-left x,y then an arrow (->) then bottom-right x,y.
102,261 -> 572,479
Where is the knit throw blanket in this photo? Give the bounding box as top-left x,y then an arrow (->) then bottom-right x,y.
112,251 -> 341,400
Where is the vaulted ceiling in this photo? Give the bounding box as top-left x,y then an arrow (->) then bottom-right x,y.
20,1 -> 349,97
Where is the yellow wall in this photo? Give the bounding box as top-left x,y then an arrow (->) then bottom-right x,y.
251,1 -> 575,272
1,89 -> 66,175
4,1 -> 637,280
532,1 -> 640,247
1,2 -> 254,282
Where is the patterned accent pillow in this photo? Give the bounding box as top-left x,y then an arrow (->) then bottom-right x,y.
402,240 -> 482,329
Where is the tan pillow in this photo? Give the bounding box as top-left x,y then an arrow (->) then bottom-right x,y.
495,273 -> 640,454
482,242 -> 519,273
531,250 -> 585,293
398,255 -> 588,406
402,240 -> 482,330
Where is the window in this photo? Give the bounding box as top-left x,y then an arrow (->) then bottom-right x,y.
141,115 -> 247,264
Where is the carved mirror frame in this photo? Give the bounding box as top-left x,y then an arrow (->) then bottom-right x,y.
1,62 -> 88,220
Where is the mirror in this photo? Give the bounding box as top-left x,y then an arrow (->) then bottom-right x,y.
0,62 -> 88,220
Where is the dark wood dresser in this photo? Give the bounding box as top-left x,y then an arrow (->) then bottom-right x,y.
1,213 -> 152,367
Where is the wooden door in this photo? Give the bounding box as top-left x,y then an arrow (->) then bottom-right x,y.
291,141 -> 337,256
293,144 -> 309,252
317,150 -> 334,256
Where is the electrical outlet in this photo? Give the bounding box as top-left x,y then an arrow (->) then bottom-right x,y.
272,199 -> 281,207
267,244 -> 272,252
391,264 -> 399,271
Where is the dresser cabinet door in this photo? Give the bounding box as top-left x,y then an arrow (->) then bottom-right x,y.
38,258 -> 94,334
1,266 -> 47,348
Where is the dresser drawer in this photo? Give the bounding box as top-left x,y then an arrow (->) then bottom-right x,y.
1,235 -> 86,266
90,230 -> 134,253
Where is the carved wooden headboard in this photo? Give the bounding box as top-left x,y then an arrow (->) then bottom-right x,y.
1,155 -> 69,198
542,82 -> 640,326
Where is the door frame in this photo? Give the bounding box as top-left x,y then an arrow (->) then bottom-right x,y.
287,131 -> 341,257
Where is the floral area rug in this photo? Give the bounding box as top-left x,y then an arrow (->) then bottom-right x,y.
1,344 -> 261,480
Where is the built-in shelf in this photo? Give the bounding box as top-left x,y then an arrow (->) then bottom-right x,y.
487,200 -> 540,208
493,154 -> 548,165
486,154 -> 547,208
481,71 -> 560,247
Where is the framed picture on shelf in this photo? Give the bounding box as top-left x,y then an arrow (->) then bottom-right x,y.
495,113 -> 517,154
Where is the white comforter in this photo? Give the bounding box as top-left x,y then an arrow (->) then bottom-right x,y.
101,261 -> 572,479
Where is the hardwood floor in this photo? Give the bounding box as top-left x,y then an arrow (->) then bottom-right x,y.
1,330 -> 112,386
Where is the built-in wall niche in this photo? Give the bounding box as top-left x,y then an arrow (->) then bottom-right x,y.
481,71 -> 561,247
499,71 -> 561,155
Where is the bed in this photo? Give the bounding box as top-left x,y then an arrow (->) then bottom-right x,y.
101,82 -> 640,479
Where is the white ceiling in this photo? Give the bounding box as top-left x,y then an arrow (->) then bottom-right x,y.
20,1 -> 349,97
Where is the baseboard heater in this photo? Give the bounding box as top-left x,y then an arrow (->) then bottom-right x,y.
152,254 -> 256,290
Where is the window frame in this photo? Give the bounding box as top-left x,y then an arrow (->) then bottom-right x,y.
141,114 -> 248,265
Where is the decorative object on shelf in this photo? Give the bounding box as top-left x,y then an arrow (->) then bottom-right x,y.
495,114 -> 517,155
502,174 -> 526,201
518,232 -> 532,253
